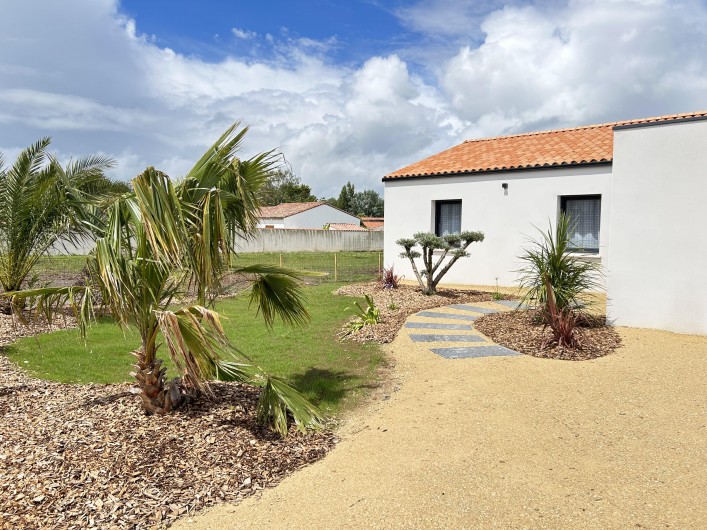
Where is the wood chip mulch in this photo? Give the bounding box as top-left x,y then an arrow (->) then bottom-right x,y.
335,282 -> 513,344
0,346 -> 335,529
474,309 -> 622,361
0,312 -> 77,348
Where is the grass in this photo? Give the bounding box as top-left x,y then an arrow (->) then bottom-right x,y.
234,251 -> 381,282
34,255 -> 88,274
5,283 -> 385,415
35,251 -> 382,284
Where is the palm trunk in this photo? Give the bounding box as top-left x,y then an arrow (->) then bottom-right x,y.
130,324 -> 185,414
131,349 -> 182,414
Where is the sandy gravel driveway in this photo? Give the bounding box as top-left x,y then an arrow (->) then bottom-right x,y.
176,302 -> 707,529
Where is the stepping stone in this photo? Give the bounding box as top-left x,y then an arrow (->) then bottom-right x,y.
494,300 -> 527,309
446,304 -> 499,314
416,311 -> 476,321
410,334 -> 485,343
430,345 -> 521,359
405,322 -> 473,330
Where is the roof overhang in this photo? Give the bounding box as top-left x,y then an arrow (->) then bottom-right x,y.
382,160 -> 612,182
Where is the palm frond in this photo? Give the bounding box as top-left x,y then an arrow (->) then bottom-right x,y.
155,305 -> 237,394
257,376 -> 324,436
235,264 -> 309,327
4,284 -> 94,338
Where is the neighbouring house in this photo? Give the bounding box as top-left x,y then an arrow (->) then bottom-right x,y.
361,217 -> 384,231
383,111 -> 707,335
326,223 -> 367,231
256,202 -> 360,229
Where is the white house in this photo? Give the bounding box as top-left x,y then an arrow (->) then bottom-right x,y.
257,202 -> 360,229
383,111 -> 707,335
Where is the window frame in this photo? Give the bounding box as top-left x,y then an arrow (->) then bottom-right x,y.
559,194 -> 601,254
434,199 -> 462,237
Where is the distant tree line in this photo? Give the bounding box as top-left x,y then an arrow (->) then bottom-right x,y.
260,169 -> 383,218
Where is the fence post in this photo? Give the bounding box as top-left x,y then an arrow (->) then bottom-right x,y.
279,254 -> 283,268
378,252 -> 382,279
334,253 -> 338,282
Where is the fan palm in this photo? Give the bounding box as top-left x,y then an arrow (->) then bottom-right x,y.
0,139 -> 114,301
6,124 -> 322,435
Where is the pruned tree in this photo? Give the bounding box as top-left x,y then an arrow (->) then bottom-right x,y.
397,231 -> 484,295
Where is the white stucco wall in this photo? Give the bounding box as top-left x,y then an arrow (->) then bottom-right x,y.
257,217 -> 285,228
384,165 -> 612,287
284,205 -> 360,229
607,119 -> 707,335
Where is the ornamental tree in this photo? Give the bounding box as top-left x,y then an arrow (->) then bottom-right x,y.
396,231 -> 485,295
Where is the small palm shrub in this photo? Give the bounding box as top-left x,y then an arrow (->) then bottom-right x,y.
397,231 -> 484,295
518,214 -> 603,348
542,273 -> 581,349
344,294 -> 380,334
381,265 -> 402,290
517,213 -> 602,313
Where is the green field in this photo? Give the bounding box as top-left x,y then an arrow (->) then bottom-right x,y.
35,251 -> 381,284
5,283 -> 384,415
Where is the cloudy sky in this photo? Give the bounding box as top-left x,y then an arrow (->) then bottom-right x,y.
2,0 -> 707,197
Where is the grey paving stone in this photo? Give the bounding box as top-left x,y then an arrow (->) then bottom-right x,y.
494,300 -> 526,309
410,334 -> 486,343
405,322 -> 473,330
446,304 -> 499,314
416,311 -> 477,321
430,345 -> 521,359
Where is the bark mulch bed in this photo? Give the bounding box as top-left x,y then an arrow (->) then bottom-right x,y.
475,309 -> 622,361
0,355 -> 335,529
0,312 -> 77,348
335,282 -> 513,344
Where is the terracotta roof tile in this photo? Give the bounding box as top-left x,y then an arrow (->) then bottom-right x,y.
257,202 -> 323,218
361,217 -> 384,229
327,223 -> 366,231
384,111 -> 707,179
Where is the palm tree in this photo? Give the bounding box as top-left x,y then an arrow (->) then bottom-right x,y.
0,139 -> 115,304
6,124 -> 322,435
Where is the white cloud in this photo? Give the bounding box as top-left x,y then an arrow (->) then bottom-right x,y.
1,0 -> 707,199
231,27 -> 257,40
440,0 -> 707,135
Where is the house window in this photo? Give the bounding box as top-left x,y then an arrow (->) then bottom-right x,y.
560,195 -> 601,254
435,200 -> 462,236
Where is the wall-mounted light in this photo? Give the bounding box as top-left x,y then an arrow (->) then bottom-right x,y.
501,182 -> 508,190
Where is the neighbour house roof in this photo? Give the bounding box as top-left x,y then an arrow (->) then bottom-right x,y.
327,223 -> 367,231
384,111 -> 707,180
361,217 -> 384,230
257,202 -> 324,219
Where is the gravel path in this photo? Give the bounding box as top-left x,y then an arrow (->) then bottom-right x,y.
175,301 -> 707,529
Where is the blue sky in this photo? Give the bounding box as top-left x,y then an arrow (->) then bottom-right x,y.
2,0 -> 707,197
119,0 -> 410,65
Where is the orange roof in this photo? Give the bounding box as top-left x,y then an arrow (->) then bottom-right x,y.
384,111 -> 707,180
327,223 -> 366,231
361,217 -> 384,229
257,202 -> 323,218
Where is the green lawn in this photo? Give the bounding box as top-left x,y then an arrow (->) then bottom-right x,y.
34,254 -> 88,274
4,283 -> 384,415
35,251 -> 381,284
235,251 -> 380,282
